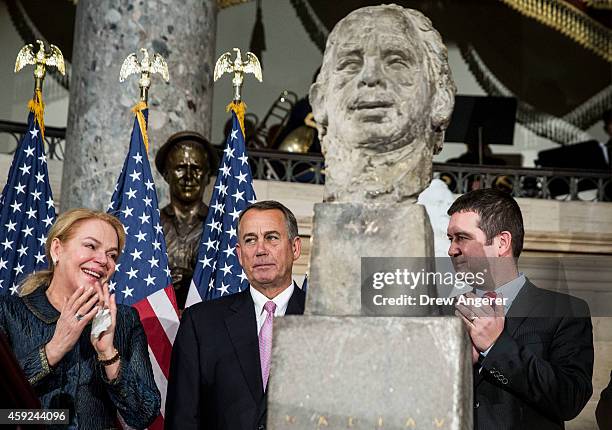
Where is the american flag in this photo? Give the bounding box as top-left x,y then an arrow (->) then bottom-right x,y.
0,110 -> 56,295
185,109 -> 256,306
107,105 -> 179,429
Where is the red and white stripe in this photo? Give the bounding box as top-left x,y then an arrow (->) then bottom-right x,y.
133,285 -> 180,430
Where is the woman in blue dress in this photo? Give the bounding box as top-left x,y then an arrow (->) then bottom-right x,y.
0,209 -> 160,429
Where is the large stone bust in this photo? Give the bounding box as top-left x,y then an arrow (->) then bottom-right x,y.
310,4 -> 456,203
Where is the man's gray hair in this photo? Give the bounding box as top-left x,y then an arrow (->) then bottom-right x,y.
237,200 -> 299,241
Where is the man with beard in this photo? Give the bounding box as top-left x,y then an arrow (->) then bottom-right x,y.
309,4 -> 455,203
447,188 -> 594,429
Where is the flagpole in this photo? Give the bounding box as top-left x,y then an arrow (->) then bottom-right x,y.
0,41 -> 62,294
110,49 -> 176,430
214,47 -> 262,137
185,48 -> 262,307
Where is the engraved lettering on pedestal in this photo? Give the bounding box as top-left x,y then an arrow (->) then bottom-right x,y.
434,418 -> 445,428
404,417 -> 416,428
317,415 -> 328,427
364,220 -> 379,235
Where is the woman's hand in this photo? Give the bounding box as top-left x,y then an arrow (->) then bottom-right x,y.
45,286 -> 99,367
91,282 -> 117,357
91,283 -> 121,381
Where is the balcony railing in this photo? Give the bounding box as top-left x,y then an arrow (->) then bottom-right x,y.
245,152 -> 612,201
435,163 -> 612,202
0,120 -> 66,161
1,121 -> 610,201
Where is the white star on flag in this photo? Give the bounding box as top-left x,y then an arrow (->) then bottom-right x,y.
185,109 -> 257,306
0,109 -> 56,295
106,105 -> 179,429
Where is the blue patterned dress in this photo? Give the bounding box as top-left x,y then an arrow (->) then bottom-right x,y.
0,284 -> 160,429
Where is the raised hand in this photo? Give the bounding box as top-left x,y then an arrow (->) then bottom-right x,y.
455,292 -> 505,353
45,286 -> 100,367
90,282 -> 117,357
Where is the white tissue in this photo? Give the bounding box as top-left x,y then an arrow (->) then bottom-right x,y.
91,308 -> 111,338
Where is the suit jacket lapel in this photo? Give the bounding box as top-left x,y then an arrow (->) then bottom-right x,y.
286,282 -> 306,315
504,280 -> 541,337
474,280 -> 539,387
225,290 -> 263,405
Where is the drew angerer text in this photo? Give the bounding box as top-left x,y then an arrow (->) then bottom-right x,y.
372,294 -> 507,307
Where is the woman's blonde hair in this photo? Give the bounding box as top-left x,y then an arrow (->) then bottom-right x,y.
20,209 -> 126,296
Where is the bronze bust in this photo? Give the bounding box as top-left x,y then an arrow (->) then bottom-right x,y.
155,131 -> 216,309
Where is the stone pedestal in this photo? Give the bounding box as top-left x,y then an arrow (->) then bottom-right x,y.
268,4 -> 465,426
268,202 -> 472,429
62,0 -> 217,211
268,316 -> 472,430
307,202 -> 435,316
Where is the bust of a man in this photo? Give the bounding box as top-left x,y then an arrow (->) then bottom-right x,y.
155,131 -> 215,309
309,5 -> 456,203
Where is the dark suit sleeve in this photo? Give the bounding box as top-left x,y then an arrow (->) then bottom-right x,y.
596,372 -> 612,430
482,309 -> 593,421
165,307 -> 205,429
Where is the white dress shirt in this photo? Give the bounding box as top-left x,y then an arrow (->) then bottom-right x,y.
474,272 -> 526,314
250,283 -> 294,335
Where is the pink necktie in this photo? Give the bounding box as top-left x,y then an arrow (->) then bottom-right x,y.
259,300 -> 276,391
484,291 -> 497,309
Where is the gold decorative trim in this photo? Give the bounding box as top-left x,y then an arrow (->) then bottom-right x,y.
23,293 -> 60,324
28,345 -> 51,385
499,0 -> 611,61
582,0 -> 612,10
69,0 -> 253,9
217,0 -> 253,9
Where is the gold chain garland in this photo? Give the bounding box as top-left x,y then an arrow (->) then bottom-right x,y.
217,0 -> 253,8
69,0 -> 253,8
582,0 -> 612,10
499,0 -> 611,61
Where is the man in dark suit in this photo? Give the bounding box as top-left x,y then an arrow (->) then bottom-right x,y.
447,188 -> 594,430
165,200 -> 304,429
597,372 -> 612,430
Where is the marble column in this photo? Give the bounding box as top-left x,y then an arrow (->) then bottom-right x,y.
62,0 -> 217,211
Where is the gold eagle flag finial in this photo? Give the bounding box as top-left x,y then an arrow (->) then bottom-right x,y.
14,40 -> 65,139
15,39 -> 65,93
119,48 -> 169,103
214,48 -> 262,102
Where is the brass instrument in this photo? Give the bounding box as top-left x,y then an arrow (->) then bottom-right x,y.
278,112 -> 317,153
254,90 -> 297,149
